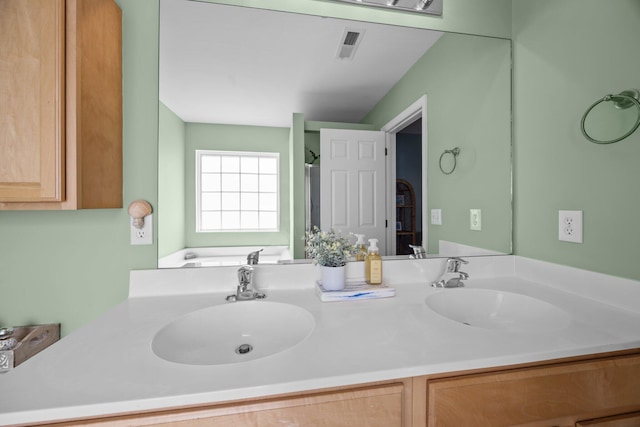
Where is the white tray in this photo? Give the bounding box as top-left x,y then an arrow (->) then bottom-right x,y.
315,280 -> 395,302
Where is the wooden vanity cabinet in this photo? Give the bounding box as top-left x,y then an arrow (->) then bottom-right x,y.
27,352 -> 640,427
423,353 -> 640,427
0,0 -> 122,210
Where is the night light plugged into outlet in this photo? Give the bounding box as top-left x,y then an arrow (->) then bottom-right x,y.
128,199 -> 153,245
130,214 -> 153,245
559,210 -> 583,243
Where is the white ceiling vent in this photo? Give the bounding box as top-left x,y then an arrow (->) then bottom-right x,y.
336,28 -> 365,60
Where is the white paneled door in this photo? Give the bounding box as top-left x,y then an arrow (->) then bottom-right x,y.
320,129 -> 387,254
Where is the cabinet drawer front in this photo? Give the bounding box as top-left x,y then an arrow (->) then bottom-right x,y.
46,383 -> 404,427
427,355 -> 640,427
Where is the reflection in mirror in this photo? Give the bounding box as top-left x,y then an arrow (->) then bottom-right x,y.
158,0 -> 512,268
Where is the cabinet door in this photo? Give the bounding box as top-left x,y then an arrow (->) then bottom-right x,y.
45,383 -> 404,427
427,355 -> 640,427
0,0 -> 65,202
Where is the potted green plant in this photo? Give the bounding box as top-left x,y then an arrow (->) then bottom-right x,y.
305,227 -> 358,290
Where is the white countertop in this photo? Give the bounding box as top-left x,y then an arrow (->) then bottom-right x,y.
2,256 -> 640,426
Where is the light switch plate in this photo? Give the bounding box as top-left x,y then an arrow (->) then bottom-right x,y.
431,209 -> 442,225
470,209 -> 481,231
130,214 -> 153,245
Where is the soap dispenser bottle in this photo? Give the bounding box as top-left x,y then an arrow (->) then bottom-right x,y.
365,238 -> 382,285
355,234 -> 366,261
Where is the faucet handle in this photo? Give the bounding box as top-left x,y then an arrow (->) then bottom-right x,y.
445,257 -> 468,273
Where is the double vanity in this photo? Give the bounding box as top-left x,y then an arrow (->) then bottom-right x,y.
2,256 -> 640,426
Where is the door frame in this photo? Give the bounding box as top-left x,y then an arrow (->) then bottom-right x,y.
381,95 -> 428,255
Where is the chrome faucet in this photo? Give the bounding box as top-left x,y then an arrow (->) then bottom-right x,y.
431,257 -> 469,288
246,248 -> 263,265
226,265 -> 266,301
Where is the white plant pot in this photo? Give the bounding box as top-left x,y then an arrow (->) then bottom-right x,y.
320,265 -> 346,291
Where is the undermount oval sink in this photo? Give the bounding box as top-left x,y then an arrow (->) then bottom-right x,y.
425,288 -> 570,332
152,301 -> 315,365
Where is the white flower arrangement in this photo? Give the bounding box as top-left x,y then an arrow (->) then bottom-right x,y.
305,226 -> 358,267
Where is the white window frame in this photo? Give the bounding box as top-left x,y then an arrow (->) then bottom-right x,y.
196,150 -> 280,233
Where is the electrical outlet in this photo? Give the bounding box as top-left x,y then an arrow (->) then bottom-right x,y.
431,209 -> 442,225
130,214 -> 153,245
470,209 -> 481,231
559,210 -> 582,243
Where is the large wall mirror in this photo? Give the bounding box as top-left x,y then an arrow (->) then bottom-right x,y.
158,0 -> 512,268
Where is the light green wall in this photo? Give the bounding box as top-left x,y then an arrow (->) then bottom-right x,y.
512,0 -> 640,281
184,123 -> 291,248
364,33 -> 512,254
0,0 -> 159,336
158,102 -> 186,258
9,0 -> 638,339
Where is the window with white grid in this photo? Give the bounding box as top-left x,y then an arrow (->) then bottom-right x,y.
196,150 -> 279,232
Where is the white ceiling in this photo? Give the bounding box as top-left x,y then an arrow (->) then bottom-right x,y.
159,0 -> 443,128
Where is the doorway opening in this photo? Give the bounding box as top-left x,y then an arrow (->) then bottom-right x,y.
395,119 -> 423,255
382,95 -> 428,256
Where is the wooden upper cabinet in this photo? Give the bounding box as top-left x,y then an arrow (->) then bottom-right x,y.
0,0 -> 122,210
